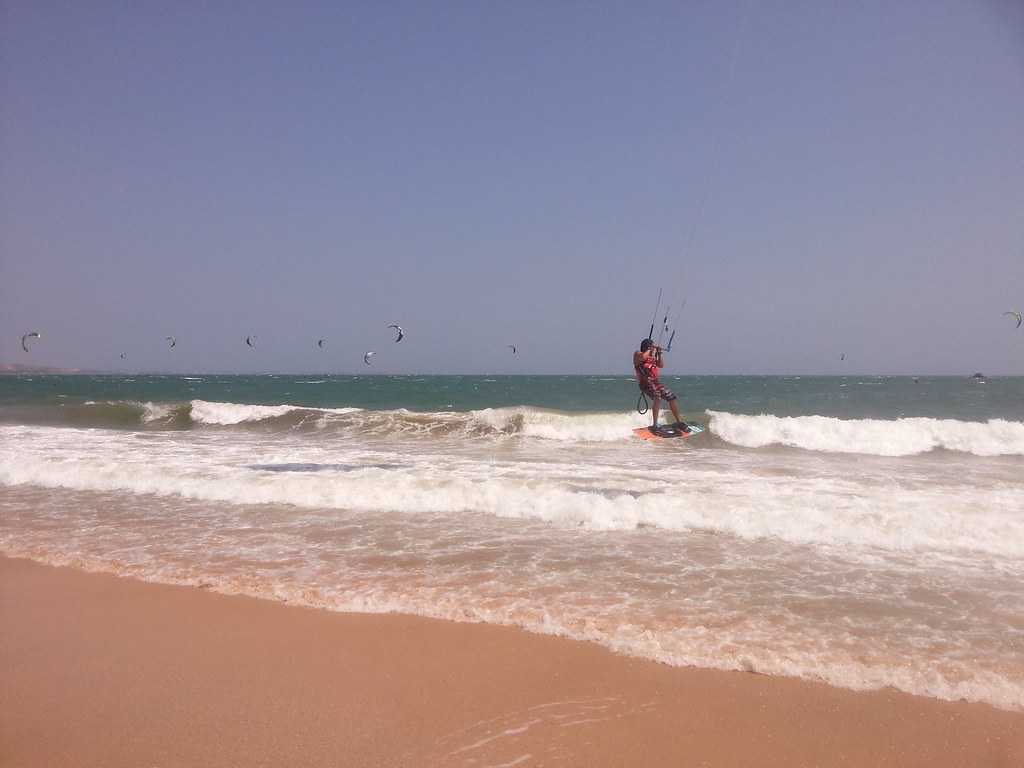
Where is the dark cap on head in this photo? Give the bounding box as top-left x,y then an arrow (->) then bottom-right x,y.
640,338 -> 654,352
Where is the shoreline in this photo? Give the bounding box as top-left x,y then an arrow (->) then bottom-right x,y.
2,555 -> 1021,767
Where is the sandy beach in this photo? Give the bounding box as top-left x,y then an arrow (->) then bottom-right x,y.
1,556 -> 1021,767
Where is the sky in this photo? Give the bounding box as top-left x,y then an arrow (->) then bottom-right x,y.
2,0 -> 1022,375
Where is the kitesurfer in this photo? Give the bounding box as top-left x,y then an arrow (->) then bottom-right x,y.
634,338 -> 686,433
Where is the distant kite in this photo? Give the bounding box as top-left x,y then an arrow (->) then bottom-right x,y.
317,338 -> 326,349
388,324 -> 404,343
508,344 -> 517,355
1004,311 -> 1022,329
120,353 -> 126,360
165,336 -> 177,349
363,351 -> 376,365
21,331 -> 41,353
246,335 -> 256,348
840,353 -> 845,361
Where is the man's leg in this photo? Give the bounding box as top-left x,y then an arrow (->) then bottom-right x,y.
651,396 -> 661,428
668,399 -> 682,424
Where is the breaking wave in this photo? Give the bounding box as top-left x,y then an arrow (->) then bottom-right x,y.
709,411 -> 1024,457
3,399 -> 1024,455
0,399 -> 652,441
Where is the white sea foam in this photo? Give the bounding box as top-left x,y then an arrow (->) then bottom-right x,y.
186,400 -> 363,426
709,411 -> 1024,457
188,400 -> 299,424
140,401 -> 175,422
3,425 -> 1023,558
186,399 -> 358,423
468,407 -> 649,441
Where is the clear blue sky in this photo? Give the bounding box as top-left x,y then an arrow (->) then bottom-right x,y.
2,0 -> 1022,374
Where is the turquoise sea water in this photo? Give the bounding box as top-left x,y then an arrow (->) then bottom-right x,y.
2,373 -> 1022,423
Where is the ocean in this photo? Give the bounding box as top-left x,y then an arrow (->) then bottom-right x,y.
1,374 -> 1022,710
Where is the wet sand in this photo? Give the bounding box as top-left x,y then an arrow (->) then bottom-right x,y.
1,556 -> 1021,767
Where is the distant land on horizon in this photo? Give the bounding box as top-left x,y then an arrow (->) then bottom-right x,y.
0,363 -> 84,374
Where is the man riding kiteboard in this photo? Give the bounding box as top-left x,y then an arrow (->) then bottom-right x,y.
634,338 -> 688,435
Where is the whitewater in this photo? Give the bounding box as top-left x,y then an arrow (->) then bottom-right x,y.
1,375 -> 1022,712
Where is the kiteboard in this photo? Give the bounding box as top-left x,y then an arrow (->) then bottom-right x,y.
633,423 -> 705,441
